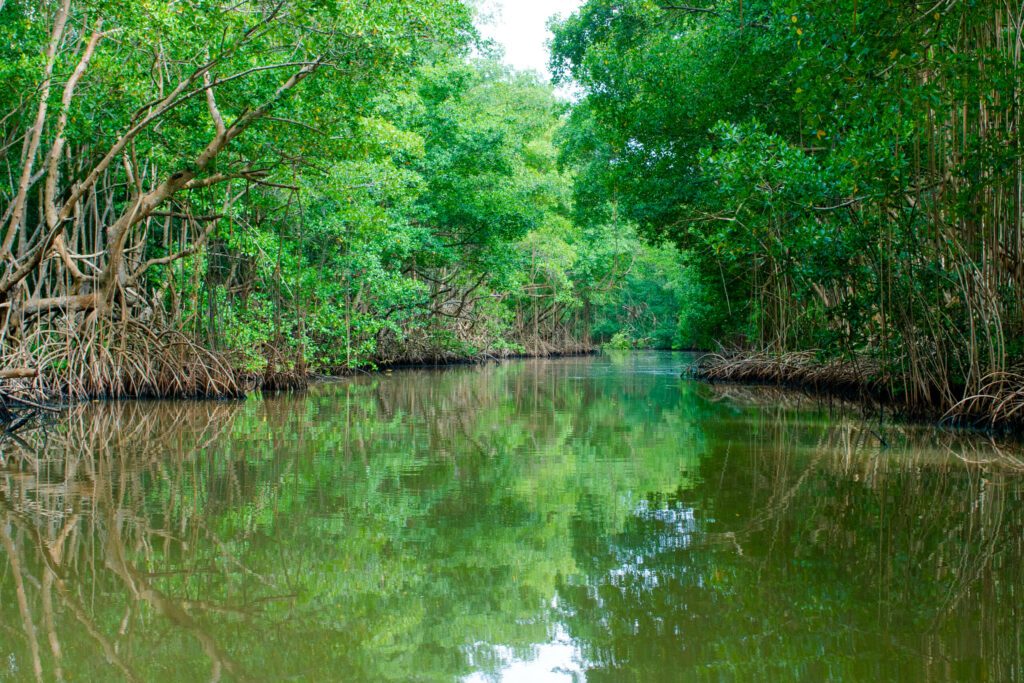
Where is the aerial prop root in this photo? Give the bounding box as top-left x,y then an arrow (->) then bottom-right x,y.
1,315 -> 247,404
947,371 -> 1024,429
693,351 -> 879,395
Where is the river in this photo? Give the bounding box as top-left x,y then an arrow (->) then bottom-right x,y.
0,352 -> 1021,681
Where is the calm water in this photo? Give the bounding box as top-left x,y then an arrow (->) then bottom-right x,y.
1,352 -> 1023,682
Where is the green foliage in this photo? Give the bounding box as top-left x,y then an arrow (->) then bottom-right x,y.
553,0 -> 1024,408
603,331 -> 636,350
589,238 -> 688,349
0,0 -> 697,382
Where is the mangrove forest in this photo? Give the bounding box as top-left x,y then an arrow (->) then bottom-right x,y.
3,0 -> 1024,427
3,0 -> 1024,681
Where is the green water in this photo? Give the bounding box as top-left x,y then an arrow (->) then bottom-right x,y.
1,352 -> 1022,682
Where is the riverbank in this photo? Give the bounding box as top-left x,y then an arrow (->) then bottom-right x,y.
0,342 -> 599,429
692,351 -> 1024,433
372,348 -> 598,372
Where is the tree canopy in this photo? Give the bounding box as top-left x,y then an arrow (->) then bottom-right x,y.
4,0 -> 1024,423
553,0 -> 1024,423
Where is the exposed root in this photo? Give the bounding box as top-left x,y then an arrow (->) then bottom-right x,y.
947,371 -> 1024,430
695,351 -> 1024,436
259,343 -> 308,393
373,326 -> 595,367
510,335 -> 595,359
7,315 -> 247,402
694,351 -> 882,396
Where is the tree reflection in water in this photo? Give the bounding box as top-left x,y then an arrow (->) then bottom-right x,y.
0,353 -> 1021,682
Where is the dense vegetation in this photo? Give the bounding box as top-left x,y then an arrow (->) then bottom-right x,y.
6,0 -> 1024,425
551,0 -> 1024,424
0,0 -> 686,401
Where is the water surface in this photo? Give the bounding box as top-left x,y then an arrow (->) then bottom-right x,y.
1,352 -> 1022,681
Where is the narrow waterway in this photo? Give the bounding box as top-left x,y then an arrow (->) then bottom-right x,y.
1,352 -> 1022,681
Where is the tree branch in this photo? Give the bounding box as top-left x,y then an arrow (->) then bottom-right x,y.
1,0 -> 71,256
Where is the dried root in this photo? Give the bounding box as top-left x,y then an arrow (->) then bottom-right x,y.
948,371 -> 1024,429
694,351 -> 881,396
374,326 -> 593,367
259,343 -> 309,392
4,314 -> 246,402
